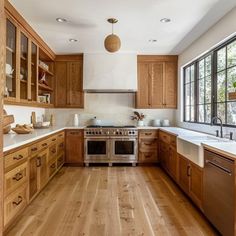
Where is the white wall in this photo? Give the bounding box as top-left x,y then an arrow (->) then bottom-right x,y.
177,6 -> 236,136
46,93 -> 176,127
4,105 -> 45,126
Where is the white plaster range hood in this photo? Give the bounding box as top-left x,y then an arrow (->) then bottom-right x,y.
83,53 -> 137,93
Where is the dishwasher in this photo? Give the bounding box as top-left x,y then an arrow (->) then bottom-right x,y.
204,149 -> 235,236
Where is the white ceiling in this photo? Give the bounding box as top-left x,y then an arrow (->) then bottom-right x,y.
10,0 -> 236,55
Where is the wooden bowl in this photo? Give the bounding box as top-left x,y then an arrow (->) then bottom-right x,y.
12,127 -> 33,134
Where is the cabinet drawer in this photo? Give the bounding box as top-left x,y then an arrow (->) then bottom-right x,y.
57,132 -> 65,141
139,130 -> 158,139
49,135 -> 57,145
57,154 -> 65,169
57,141 -> 64,155
67,130 -> 83,137
4,148 -> 28,172
159,131 -> 171,143
4,184 -> 27,227
38,139 -> 50,150
139,139 -> 158,152
48,144 -> 57,162
28,143 -> 40,156
48,158 -> 57,178
4,162 -> 28,197
139,152 -> 157,163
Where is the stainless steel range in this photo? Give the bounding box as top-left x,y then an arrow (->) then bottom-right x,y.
84,126 -> 138,166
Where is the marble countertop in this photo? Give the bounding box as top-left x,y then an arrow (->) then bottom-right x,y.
3,126 -> 85,152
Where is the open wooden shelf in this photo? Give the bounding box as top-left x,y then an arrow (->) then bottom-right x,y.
38,83 -> 53,92
38,65 -> 54,76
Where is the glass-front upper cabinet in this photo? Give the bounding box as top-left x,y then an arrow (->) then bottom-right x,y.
5,19 -> 17,99
20,32 -> 29,100
31,42 -> 38,102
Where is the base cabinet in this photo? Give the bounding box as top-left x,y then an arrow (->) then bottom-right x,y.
178,154 -> 203,209
66,130 -> 84,165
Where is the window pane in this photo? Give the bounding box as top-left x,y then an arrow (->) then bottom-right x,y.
190,106 -> 195,122
217,71 -> 226,102
227,102 -> 236,125
198,105 -> 204,122
190,82 -> 195,105
217,103 -> 226,124
217,47 -> 226,72
199,59 -> 205,78
227,40 -> 236,68
206,104 -> 211,123
198,79 -> 204,104
185,106 -> 190,121
205,76 -> 212,103
227,66 -> 236,97
190,65 -> 195,82
185,83 -> 190,106
185,67 -> 190,84
205,55 -> 212,76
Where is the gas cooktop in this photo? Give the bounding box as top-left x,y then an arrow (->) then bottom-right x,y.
86,125 -> 136,128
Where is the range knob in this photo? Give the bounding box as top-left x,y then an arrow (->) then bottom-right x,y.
99,131 -> 102,135
120,132 -> 122,135
116,131 -> 119,135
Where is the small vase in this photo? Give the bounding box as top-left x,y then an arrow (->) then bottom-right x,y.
137,120 -> 144,127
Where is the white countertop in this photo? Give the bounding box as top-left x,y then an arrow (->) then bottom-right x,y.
3,126 -> 85,152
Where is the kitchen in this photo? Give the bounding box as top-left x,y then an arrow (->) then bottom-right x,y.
1,0 -> 236,235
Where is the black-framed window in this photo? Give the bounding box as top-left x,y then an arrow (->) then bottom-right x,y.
183,36 -> 236,127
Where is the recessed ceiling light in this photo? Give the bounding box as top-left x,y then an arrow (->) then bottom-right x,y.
56,18 -> 67,23
149,39 -> 157,43
69,39 -> 78,42
160,18 -> 171,23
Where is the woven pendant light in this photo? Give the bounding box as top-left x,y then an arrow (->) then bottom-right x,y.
104,18 -> 121,53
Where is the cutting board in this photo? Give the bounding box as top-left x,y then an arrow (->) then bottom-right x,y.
3,110 -> 14,134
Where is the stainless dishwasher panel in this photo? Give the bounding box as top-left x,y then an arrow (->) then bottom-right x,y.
204,149 -> 235,236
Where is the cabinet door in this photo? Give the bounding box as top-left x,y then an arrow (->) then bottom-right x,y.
67,61 -> 84,108
30,42 -> 38,102
164,61 -> 177,108
189,163 -> 203,209
159,141 -> 169,171
29,156 -> 39,200
168,146 -> 177,180
38,150 -> 48,189
66,130 -> 84,164
55,61 -> 67,107
178,154 -> 189,194
136,62 -> 150,108
5,18 -> 17,101
151,63 -> 164,108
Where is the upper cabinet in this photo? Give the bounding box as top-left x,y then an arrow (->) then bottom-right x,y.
136,55 -> 178,109
4,2 -> 55,108
55,55 -> 84,108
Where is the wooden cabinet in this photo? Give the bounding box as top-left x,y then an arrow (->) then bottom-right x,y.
178,154 -> 203,209
4,4 -> 55,108
55,55 -> 84,108
159,130 -> 177,180
136,56 -> 178,109
66,130 -> 84,165
38,149 -> 48,190
138,130 -> 158,163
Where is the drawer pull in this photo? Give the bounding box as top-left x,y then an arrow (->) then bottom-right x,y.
36,157 -> 41,167
144,143 -> 152,146
12,196 -> 23,206
145,133 -> 152,136
31,147 -> 38,152
13,173 -> 23,181
52,138 -> 56,141
42,143 -> 47,147
144,155 -> 151,158
51,149 -> 56,154
13,155 -> 24,160
59,134 -> 63,137
59,143 -> 64,148
51,164 -> 56,169
58,157 -> 63,161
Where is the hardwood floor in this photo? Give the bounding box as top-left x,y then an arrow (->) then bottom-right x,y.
6,167 -> 217,236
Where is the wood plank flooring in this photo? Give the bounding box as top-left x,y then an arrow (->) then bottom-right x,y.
6,167 -> 218,236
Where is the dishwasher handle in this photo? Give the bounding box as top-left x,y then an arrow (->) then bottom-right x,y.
206,160 -> 232,176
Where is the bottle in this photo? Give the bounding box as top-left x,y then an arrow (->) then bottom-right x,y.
74,114 -> 79,127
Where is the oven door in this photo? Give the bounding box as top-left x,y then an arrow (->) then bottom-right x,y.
84,137 -> 109,162
110,138 -> 137,162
